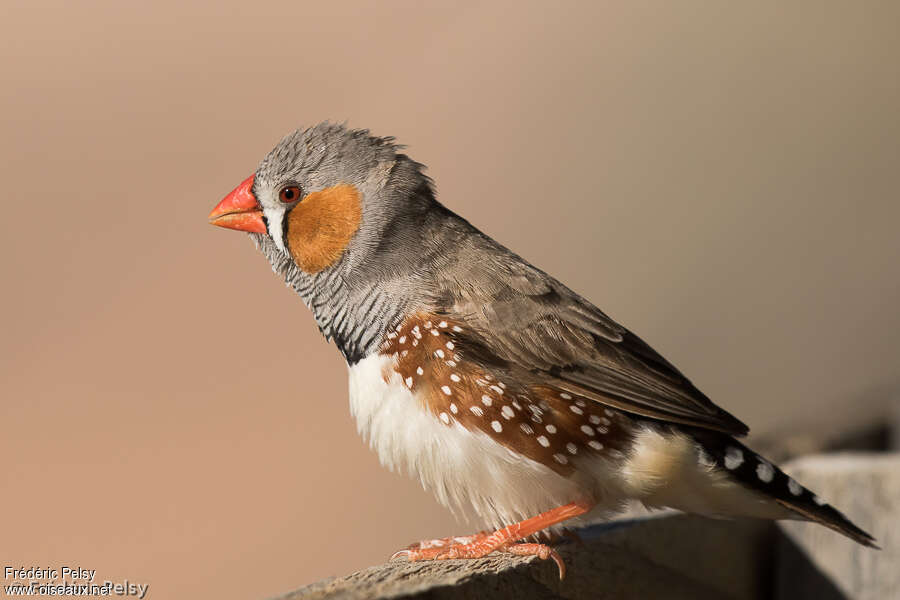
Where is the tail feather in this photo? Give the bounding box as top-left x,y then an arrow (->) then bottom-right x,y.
688,430 -> 878,548
774,497 -> 878,548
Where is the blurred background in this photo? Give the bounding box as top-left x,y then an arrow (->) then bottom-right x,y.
2,1 -> 899,598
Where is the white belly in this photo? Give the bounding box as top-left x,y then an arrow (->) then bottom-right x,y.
348,353 -> 595,530
347,353 -> 781,530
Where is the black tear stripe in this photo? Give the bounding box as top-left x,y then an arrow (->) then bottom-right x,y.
686,428 -> 878,547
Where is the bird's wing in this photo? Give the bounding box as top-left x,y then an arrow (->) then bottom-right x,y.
431,245 -> 749,436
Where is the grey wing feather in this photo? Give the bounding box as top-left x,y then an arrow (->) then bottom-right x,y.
432,232 -> 749,436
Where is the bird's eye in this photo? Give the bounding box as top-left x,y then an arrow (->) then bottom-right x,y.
279,186 -> 302,203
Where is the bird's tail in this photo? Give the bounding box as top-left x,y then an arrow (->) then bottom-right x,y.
688,430 -> 878,548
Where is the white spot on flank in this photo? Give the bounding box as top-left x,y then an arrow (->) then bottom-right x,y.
537,436 -> 550,447
570,405 -> 584,415
491,420 -> 502,433
756,461 -> 774,483
560,393 -> 572,400
424,321 -> 432,329
498,382 -> 507,389
470,406 -> 484,417
787,478 -> 803,496
481,395 -> 492,406
441,385 -> 452,396
452,325 -> 462,332
511,400 -> 521,410
575,399 -> 586,407
416,366 -> 424,375
501,406 -> 515,420
439,412 -> 450,425
724,447 -> 744,470
387,332 -> 397,339
520,423 -> 534,434
589,415 -> 601,425
450,373 -> 461,382
438,321 -> 447,328
588,440 -> 604,451
405,377 -> 413,388
398,336 -> 406,344
545,424 -> 557,434
604,409 -> 615,417
401,350 -> 408,357
446,360 -> 457,367
450,403 -> 458,414
566,443 -> 578,455
431,329 -> 439,336
553,454 -> 568,465
490,385 -> 503,395
580,425 -> 595,436
412,340 -> 418,346
445,340 -> 454,349
435,349 -> 445,358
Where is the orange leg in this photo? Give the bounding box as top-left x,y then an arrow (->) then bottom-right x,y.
392,500 -> 592,579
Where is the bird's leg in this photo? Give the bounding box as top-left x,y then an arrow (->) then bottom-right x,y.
392,500 -> 592,579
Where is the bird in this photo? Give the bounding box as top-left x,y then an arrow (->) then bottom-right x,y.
208,122 -> 876,577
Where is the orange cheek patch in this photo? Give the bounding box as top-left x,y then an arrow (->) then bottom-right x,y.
285,184 -> 363,273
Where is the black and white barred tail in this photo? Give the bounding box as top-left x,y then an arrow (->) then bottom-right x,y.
689,429 -> 878,548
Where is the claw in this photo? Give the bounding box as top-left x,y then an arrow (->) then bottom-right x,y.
503,543 -> 567,579
390,549 -> 410,561
550,549 -> 566,580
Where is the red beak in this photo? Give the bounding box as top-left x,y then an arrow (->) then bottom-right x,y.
208,174 -> 267,233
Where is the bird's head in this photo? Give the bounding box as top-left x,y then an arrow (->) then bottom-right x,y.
208,123 -> 450,361
209,123 -> 435,277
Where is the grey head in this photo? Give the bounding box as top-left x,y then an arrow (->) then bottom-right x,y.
243,123 -> 462,363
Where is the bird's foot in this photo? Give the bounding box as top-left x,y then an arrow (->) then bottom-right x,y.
390,500 -> 592,580
402,532 -> 490,550
393,540 -> 566,578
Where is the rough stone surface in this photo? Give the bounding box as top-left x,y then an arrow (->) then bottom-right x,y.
777,453 -> 899,600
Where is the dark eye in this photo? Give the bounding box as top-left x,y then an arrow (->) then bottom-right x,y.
279,186 -> 302,203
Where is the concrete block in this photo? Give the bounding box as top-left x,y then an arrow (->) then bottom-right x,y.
776,453 -> 899,600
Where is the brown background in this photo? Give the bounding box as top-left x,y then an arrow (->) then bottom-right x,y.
2,2 -> 899,598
